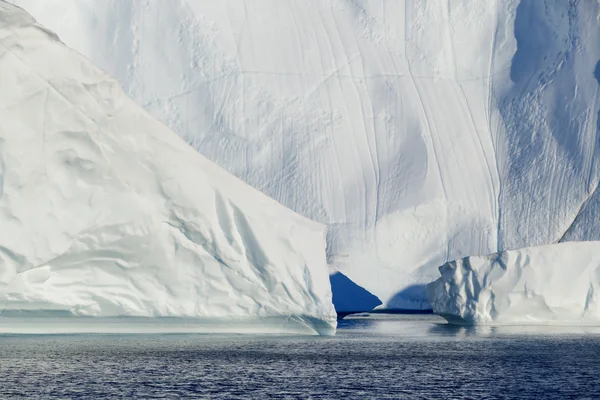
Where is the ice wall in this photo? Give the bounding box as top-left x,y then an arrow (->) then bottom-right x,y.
9,0 -> 600,310
426,242 -> 600,325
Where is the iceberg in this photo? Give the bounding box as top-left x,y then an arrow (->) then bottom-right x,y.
426,242 -> 600,325
0,2 -> 336,335
9,0 -> 600,311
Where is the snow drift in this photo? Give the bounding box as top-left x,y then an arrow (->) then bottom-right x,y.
0,2 -> 336,335
426,242 -> 600,325
9,0 -> 600,311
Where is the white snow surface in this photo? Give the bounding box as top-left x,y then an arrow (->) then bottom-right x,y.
426,242 -> 600,325
0,2 -> 336,335
9,0 -> 600,310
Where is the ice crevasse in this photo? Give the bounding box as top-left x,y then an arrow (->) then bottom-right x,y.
8,0 -> 600,311
426,242 -> 600,325
0,2 -> 336,335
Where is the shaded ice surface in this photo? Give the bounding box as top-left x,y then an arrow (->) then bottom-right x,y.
8,0 -> 600,311
0,2 -> 336,335
426,242 -> 600,325
329,271 -> 382,313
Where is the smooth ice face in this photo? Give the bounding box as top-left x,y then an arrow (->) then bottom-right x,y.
9,0 -> 600,310
426,242 -> 600,325
0,2 -> 336,335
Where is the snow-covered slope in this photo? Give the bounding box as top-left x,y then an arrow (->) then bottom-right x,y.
10,0 -> 600,310
426,242 -> 600,325
0,2 -> 336,335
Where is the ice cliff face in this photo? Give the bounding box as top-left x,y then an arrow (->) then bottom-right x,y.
0,2 -> 336,335
426,242 -> 600,325
9,0 -> 600,310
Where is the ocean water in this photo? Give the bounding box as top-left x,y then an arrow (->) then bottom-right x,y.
1,314 -> 600,399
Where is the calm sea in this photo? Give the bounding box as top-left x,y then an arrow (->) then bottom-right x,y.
1,314 -> 599,399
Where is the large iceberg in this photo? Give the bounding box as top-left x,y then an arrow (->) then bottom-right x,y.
0,2 -> 336,335
9,0 -> 600,311
426,242 -> 600,325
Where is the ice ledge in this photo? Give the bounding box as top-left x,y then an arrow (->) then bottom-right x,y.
426,242 -> 600,325
0,312 -> 336,336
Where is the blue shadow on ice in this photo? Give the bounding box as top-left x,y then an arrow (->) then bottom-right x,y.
509,0 -> 551,85
329,272 -> 381,318
382,284 -> 432,312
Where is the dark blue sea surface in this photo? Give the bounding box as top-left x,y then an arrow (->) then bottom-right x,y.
1,314 -> 600,399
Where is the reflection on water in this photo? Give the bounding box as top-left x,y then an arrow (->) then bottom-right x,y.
1,314 -> 600,399
340,313 -> 600,338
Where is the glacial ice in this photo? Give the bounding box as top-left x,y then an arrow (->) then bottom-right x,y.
0,2 -> 336,335
8,0 -> 600,311
426,242 -> 600,325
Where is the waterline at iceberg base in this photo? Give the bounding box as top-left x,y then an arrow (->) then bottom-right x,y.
0,312 -> 335,335
0,2 -> 335,336
426,242 -> 600,326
